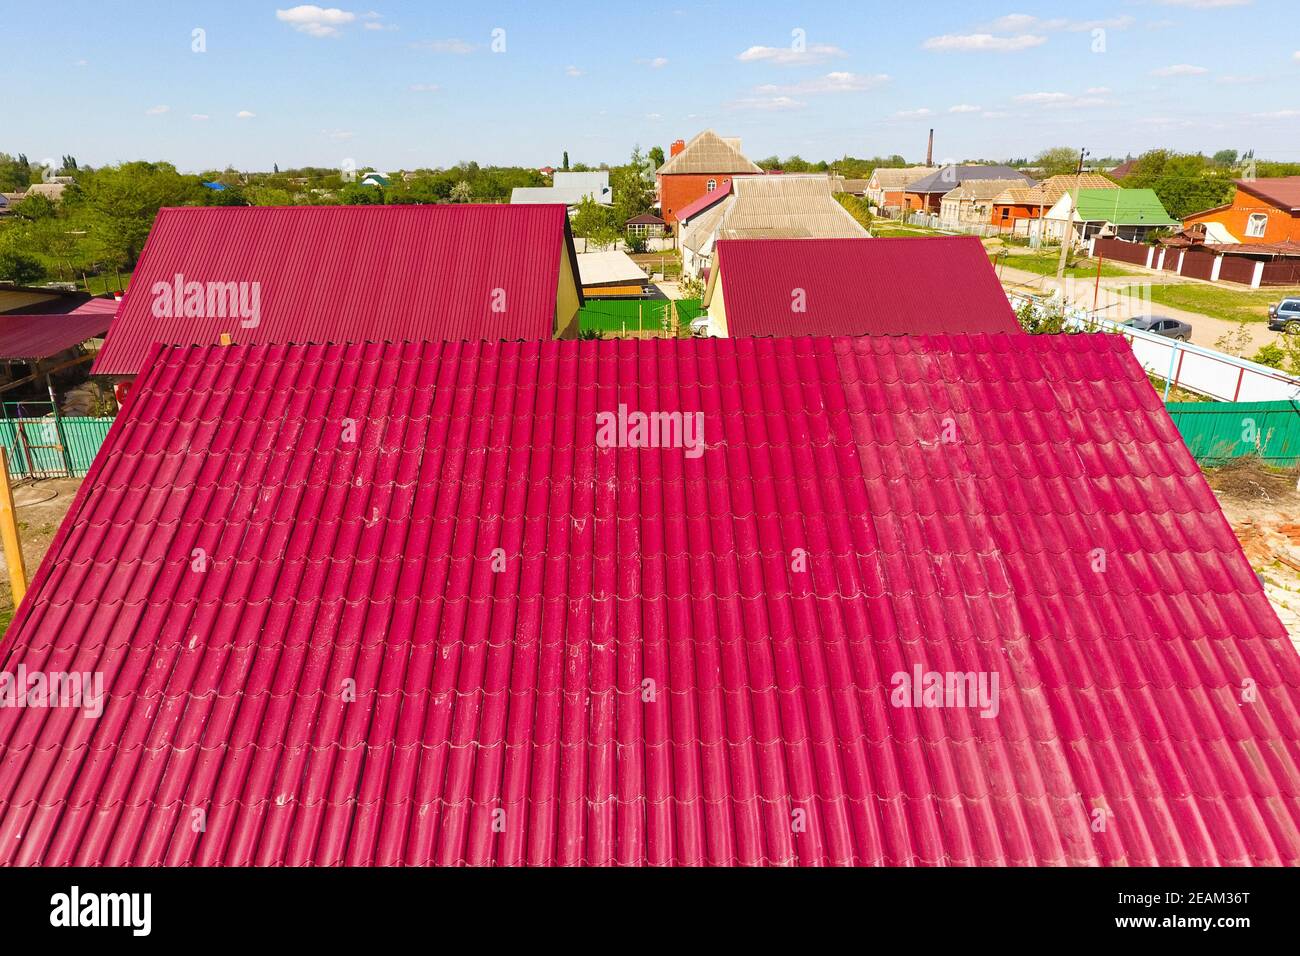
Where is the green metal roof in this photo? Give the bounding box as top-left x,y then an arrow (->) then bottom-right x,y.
1074,188 -> 1178,226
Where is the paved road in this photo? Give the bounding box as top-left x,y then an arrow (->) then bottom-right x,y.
996,263 -> 1280,352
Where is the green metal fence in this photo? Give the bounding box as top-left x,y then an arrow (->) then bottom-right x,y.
1167,400 -> 1300,466
0,417 -> 115,478
578,298 -> 704,336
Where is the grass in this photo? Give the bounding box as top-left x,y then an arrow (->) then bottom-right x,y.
1117,282 -> 1300,325
80,272 -> 131,296
1148,372 -> 1212,403
871,223 -> 951,238
996,252 -> 1139,279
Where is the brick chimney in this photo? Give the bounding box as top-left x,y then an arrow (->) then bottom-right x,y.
670,139 -> 686,157
926,129 -> 934,166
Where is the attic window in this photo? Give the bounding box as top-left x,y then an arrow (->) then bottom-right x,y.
706,179 -> 717,192
1246,213 -> 1268,238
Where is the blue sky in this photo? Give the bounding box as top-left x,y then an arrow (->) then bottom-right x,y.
4,0 -> 1298,172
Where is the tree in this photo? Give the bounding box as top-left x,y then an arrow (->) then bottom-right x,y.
449,180 -> 473,203
611,146 -> 655,226
75,161 -> 205,267
1212,149 -> 1239,167
1033,147 -> 1082,178
562,151 -> 570,171
648,145 -> 665,168
0,247 -> 46,284
11,193 -> 57,221
0,153 -> 31,192
571,195 -> 618,241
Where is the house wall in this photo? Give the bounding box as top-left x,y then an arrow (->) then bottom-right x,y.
1184,187 -> 1300,244
991,202 -> 1042,227
903,192 -> 941,213
708,273 -> 730,337
555,249 -> 581,339
659,173 -> 756,224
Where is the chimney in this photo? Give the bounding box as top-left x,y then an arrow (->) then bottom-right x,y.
670,139 -> 686,157
926,129 -> 934,166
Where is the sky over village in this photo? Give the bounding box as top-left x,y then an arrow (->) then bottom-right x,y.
4,0 -> 1299,171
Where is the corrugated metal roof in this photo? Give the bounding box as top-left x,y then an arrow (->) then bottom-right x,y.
868,166 -> 939,190
0,300 -> 116,361
710,236 -> 1020,336
682,177 -> 868,255
994,174 -> 1119,207
656,130 -> 763,176
3,333 -> 1296,866
93,205 -> 579,375
940,179 -> 1028,202
906,165 -> 1035,196
1074,188 -> 1178,226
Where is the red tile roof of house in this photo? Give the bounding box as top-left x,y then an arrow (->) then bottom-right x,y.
3,333 -> 1296,866
673,179 -> 731,224
92,205 -> 581,375
710,237 -> 1020,337
0,299 -> 117,361
1237,177 -> 1300,213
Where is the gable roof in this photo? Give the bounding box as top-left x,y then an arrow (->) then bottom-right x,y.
707,236 -> 1019,336
575,250 -> 647,287
1073,188 -> 1178,226
868,166 -> 939,190
994,174 -> 1119,208
941,179 -> 1029,202
905,165 -> 1035,196
1236,177 -> 1300,213
682,176 -> 868,255
625,212 -> 665,226
674,178 -> 732,225
656,130 -> 763,176
3,333 -> 1296,867
0,299 -> 116,361
93,205 -> 581,375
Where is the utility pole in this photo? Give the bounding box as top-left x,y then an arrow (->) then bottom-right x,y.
1056,147 -> 1089,283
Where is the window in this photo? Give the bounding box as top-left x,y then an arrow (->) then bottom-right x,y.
1246,213 -> 1268,238
706,179 -> 717,192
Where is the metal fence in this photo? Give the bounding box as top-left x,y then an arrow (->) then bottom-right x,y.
1167,400 -> 1300,465
0,417 -> 115,478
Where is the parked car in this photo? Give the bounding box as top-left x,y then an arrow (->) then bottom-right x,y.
1268,298 -> 1300,333
1122,314 -> 1193,341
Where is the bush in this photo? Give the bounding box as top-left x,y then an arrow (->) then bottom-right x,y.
1252,342 -> 1285,369
624,231 -> 648,254
0,248 -> 46,284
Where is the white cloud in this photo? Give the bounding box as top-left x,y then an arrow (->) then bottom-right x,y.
1151,64 -> 1209,76
275,5 -> 356,38
727,95 -> 805,112
75,59 -> 88,67
236,110 -> 256,118
191,113 -> 210,121
1294,51 -> 1300,62
323,128 -> 355,140
984,14 -> 1134,32
145,104 -> 170,115
922,33 -> 1046,52
755,71 -> 888,95
646,112 -> 663,121
409,83 -> 440,92
564,65 -> 584,77
1085,86 -> 1111,95
413,38 -> 477,54
981,111 -> 1010,119
649,56 -> 668,68
1014,91 -> 1108,108
736,43 -> 847,65
1253,109 -> 1300,119
948,103 -> 981,113
894,108 -> 934,118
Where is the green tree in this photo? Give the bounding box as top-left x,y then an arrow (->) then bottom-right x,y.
648,145 -> 665,168
562,151 -> 570,171
449,181 -> 473,203
0,247 -> 46,284
571,195 -> 617,240
611,146 -> 655,226
0,153 -> 32,192
1034,147 -> 1082,178
76,161 -> 204,267
1212,149 -> 1239,167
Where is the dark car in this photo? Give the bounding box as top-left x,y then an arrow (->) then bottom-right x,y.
1268,298 -> 1300,333
1122,314 -> 1193,341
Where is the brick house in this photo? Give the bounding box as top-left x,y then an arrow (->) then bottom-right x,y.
1183,177 -> 1300,244
655,130 -> 762,226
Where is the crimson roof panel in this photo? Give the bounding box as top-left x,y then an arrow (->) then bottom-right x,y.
92,205 -> 578,375
715,237 -> 1021,337
674,179 -> 732,224
0,300 -> 116,361
2,334 -> 1297,866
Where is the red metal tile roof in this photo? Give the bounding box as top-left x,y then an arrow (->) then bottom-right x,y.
1237,177 -> 1300,213
93,205 -> 580,375
0,299 -> 117,361
674,179 -> 732,224
2,333 -> 1297,866
713,237 -> 1020,337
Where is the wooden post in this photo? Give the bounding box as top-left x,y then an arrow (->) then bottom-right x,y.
0,447 -> 27,607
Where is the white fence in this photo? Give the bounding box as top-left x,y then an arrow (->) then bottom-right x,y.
1010,292 -> 1300,402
